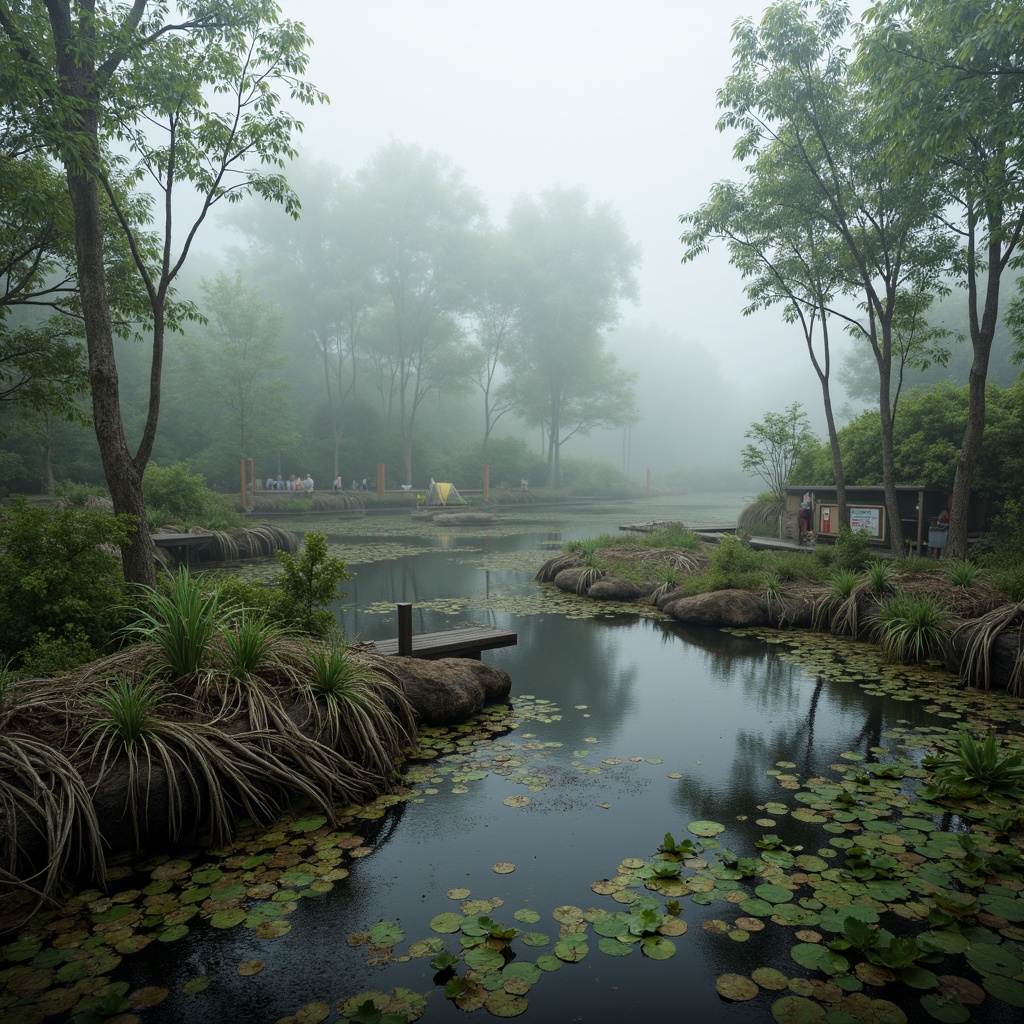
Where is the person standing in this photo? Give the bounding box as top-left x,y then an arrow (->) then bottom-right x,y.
798,493 -> 813,544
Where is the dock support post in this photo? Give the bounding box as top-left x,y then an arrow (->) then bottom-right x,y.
397,602 -> 413,656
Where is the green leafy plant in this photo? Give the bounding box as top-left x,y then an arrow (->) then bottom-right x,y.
305,644 -> 418,780
658,832 -> 702,858
922,730 -> 1024,799
946,557 -> 982,588
833,525 -> 873,572
866,558 -> 895,598
216,608 -> 290,681
0,496 -> 132,667
143,461 -> 244,529
275,532 -> 351,637
127,567 -> 226,680
875,592 -> 950,663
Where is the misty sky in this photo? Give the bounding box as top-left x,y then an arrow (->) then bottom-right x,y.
210,1 -> 874,472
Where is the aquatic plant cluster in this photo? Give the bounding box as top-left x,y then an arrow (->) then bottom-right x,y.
3,641 -> 1022,1024
0,565 -> 416,932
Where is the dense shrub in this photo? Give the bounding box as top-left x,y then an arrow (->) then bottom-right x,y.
689,535 -> 764,593
0,496 -> 132,668
833,525 -> 873,572
143,461 -> 244,529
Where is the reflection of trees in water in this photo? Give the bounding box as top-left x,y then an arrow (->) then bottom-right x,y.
671,650 -> 893,838
511,613 -> 639,737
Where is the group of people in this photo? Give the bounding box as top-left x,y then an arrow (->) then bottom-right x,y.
264,474 -> 314,492
331,477 -> 369,491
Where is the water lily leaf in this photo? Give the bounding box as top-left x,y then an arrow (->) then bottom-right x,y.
512,909 -> 540,924
553,936 -> 588,962
484,990 -> 528,1017
641,935 -> 675,960
157,924 -> 189,943
255,920 -> 292,940
918,993 -> 970,1023
755,884 -> 794,905
535,954 -> 562,972
981,975 -> 1024,1007
369,921 -> 405,946
182,975 -> 211,995
408,939 -> 444,959
521,932 -> 549,947
293,1002 -> 331,1024
429,913 -> 464,934
503,962 -> 541,985
447,888 -> 471,900
210,908 -> 246,929
965,942 -> 1022,977
688,820 -> 725,838
769,994 -> 827,1022
751,967 -> 789,991
716,974 -> 758,1001
464,947 -> 504,972
598,937 -> 633,957
492,863 -> 515,874
237,959 -> 264,976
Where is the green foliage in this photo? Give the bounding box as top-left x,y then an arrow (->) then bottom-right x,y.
658,832 -> 702,858
833,525 -> 873,572
18,627 -> 98,677
143,462 -> 244,529
875,592 -> 950,664
866,559 -> 895,598
992,563 -> 1024,602
923,730 -> 1024,800
946,558 -> 982,588
89,678 -> 165,749
216,609 -> 288,681
128,568 -> 225,680
0,496 -> 132,666
699,535 -> 764,592
275,532 -> 350,637
740,403 -> 815,499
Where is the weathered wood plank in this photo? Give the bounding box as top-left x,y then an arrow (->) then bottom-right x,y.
373,625 -> 517,660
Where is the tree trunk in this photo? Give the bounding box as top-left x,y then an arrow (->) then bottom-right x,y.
875,324 -> 904,557
947,234 -> 1001,559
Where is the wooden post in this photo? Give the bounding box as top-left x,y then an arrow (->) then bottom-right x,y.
646,468 -> 651,495
483,463 -> 490,502
377,462 -> 385,497
397,602 -> 412,656
240,458 -> 248,511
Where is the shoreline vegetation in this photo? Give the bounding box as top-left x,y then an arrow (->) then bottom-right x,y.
536,522 -> 1024,696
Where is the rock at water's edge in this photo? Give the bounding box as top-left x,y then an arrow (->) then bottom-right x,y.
391,656 -> 513,724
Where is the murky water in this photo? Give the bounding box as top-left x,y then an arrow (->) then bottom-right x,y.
6,496 -> 1022,1023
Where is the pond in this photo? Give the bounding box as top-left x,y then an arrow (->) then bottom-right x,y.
3,495 -> 1024,1024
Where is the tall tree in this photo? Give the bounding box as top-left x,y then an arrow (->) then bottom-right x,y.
859,0 -> 1024,557
503,187 -> 640,488
682,174 -> 854,525
230,162 -> 373,480
185,269 -> 296,477
466,229 -> 522,460
354,142 -> 488,485
0,1 -> 324,585
716,0 -> 951,554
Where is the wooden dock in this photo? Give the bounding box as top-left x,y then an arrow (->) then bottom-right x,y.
372,603 -> 517,660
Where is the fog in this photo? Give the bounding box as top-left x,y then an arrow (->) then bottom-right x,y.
202,0 -> 872,483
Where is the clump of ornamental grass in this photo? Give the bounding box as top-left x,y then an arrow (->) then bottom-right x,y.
305,642 -> 417,780
874,592 -> 950,664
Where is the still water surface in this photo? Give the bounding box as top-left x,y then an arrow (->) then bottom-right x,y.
51,497 -> 990,1021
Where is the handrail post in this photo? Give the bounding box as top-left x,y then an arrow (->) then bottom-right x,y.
397,602 -> 412,656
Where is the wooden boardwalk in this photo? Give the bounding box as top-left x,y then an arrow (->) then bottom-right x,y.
372,604 -> 517,660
